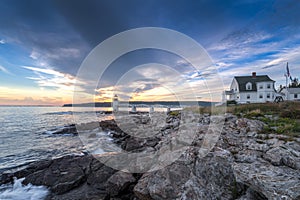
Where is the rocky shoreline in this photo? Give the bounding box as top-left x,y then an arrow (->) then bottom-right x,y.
1,113 -> 300,200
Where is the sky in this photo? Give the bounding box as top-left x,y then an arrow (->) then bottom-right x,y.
0,0 -> 300,105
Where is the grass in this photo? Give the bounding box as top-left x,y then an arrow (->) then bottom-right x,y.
168,110 -> 180,116
183,105 -> 226,115
228,101 -> 300,137
228,101 -> 300,117
260,117 -> 299,137
183,101 -> 300,137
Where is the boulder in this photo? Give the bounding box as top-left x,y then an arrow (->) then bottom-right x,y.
44,124 -> 78,135
23,155 -> 93,194
233,160 -> 300,200
263,146 -> 300,169
134,161 -> 192,200
180,150 -> 244,200
134,149 -> 245,200
106,171 -> 136,196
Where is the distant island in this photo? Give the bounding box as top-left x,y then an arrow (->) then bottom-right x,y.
63,101 -> 215,107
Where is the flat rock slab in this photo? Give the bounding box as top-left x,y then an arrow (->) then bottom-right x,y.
233,160 -> 300,200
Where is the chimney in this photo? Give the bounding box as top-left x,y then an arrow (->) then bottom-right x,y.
252,72 -> 256,78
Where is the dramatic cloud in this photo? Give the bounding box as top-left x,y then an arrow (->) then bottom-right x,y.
23,66 -> 86,93
0,0 -> 300,104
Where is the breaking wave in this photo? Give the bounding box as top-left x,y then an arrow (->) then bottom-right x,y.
0,177 -> 49,200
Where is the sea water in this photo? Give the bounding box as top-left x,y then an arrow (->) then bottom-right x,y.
0,106 -> 170,198
0,178 -> 49,200
0,106 -> 117,199
0,106 -> 114,172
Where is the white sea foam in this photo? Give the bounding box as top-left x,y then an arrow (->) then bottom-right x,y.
0,177 -> 49,200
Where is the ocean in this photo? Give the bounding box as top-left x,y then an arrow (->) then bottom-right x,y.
0,106 -> 118,173
0,106 -> 175,199
0,106 -> 118,199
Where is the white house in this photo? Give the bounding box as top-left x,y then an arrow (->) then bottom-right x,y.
280,87 -> 300,101
224,72 -> 277,104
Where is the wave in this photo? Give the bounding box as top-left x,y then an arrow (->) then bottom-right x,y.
42,124 -> 78,136
0,177 -> 49,200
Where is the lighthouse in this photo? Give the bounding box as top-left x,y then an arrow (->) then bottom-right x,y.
112,94 -> 119,112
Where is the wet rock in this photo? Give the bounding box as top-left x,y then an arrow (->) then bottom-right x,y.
99,120 -> 123,134
0,155 -> 137,200
77,122 -> 100,131
23,155 -> 92,194
123,137 -> 146,151
86,161 -> 116,191
45,124 -> 78,135
0,159 -> 53,185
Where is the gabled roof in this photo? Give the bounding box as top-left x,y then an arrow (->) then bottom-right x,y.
234,75 -> 275,92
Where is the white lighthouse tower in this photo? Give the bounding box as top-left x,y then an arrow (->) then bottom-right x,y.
112,94 -> 119,112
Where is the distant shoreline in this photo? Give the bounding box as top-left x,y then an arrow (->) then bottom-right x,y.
63,101 -> 215,107
0,105 -> 58,107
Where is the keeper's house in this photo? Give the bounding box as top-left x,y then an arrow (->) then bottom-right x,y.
224,72 -> 277,104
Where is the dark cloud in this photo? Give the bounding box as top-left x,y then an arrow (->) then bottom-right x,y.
1,0 -> 300,93
52,0 -> 133,46
52,0 -> 255,46
0,0 -> 276,78
0,0 -> 90,75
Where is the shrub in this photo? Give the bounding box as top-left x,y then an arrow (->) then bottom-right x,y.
226,100 -> 237,105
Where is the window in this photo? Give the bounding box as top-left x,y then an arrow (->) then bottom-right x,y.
295,94 -> 298,99
259,85 -> 263,89
259,94 -> 263,99
267,93 -> 270,98
246,82 -> 252,90
267,84 -> 271,89
247,94 -> 250,99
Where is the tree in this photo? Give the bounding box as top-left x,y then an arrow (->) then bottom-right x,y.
289,77 -> 300,88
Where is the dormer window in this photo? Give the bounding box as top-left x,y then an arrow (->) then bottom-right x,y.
246,82 -> 252,90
